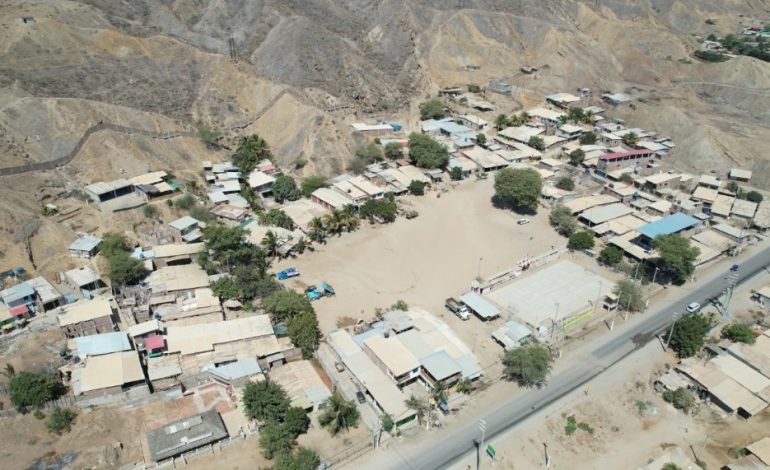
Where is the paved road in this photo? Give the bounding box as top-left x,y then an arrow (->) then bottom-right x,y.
360,243 -> 770,470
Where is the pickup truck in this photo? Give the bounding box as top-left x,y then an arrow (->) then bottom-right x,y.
276,268 -> 300,280
445,297 -> 470,320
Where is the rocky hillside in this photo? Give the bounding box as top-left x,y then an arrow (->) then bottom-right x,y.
0,0 -> 769,272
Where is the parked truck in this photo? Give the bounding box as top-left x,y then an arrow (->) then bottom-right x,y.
445,297 -> 470,320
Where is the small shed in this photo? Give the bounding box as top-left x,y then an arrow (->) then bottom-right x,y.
460,292 -> 500,320
69,234 -> 102,258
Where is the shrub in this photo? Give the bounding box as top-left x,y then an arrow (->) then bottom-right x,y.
694,50 -> 728,62
8,372 -> 65,412
568,231 -> 595,250
662,387 -> 696,413
46,407 -> 77,435
599,246 -> 624,266
722,324 -> 756,344
408,180 -> 427,196
555,177 -> 575,191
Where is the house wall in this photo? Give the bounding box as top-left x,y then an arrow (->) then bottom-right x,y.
597,154 -> 655,175
60,315 -> 115,338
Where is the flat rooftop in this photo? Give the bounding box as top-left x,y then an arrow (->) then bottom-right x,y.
484,260 -> 612,331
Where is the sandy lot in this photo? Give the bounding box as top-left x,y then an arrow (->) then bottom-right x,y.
275,178 -> 564,368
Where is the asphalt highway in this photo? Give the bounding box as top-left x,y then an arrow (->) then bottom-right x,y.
361,243 -> 770,470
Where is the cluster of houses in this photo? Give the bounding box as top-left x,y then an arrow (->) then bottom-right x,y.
656,328 -> 770,420
83,171 -> 179,212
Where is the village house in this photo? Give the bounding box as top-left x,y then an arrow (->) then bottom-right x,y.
488,79 -> 512,94
69,234 -> 102,259
153,288 -> 223,326
201,357 -> 264,387
127,319 -> 164,351
731,199 -> 758,223
168,216 -> 203,244
63,348 -> 147,399
147,264 -> 211,298
362,334 -> 421,387
602,92 -> 632,106
455,114 -> 489,131
555,124 -> 584,141
0,282 -> 37,311
84,179 -> 136,204
311,187 -> 354,211
595,149 -> 657,176
351,122 -> 398,136
211,204 -> 249,222
146,411 -> 229,462
546,92 -> 581,109
461,147 -> 509,172
62,266 -> 106,297
248,169 -> 276,197
57,297 -> 116,337
729,168 -> 752,183
269,360 -> 332,411
527,107 -> 566,127
151,243 -> 205,268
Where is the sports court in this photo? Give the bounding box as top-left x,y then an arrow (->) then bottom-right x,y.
484,260 -> 613,330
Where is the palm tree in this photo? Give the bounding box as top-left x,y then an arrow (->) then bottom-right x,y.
405,395 -> 427,424
308,217 -> 327,244
324,210 -> 344,236
431,383 -> 448,405
581,110 -> 595,125
318,392 -> 360,436
342,212 -> 360,232
456,378 -> 475,395
261,230 -> 279,259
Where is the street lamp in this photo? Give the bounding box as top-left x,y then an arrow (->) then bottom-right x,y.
664,312 -> 680,350
478,257 -> 483,279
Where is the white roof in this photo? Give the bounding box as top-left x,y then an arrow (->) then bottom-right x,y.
147,265 -> 210,293
165,315 -> 275,355
461,147 -> 508,169
731,199 -> 758,219
637,140 -> 667,152
644,173 -> 681,185
311,187 -> 353,209
580,203 -> 634,225
691,186 -> 718,203
349,175 -> 384,197
208,191 -> 229,204
563,194 -> 619,214
712,194 -> 735,217
333,179 -> 367,201
397,165 -> 431,184
63,266 -> 101,287
169,216 -> 199,231
713,223 -> 749,239
281,199 -> 330,232
730,168 -> 752,180
698,174 -> 721,188
248,170 -> 276,189
152,243 -> 205,259
527,107 -> 566,122
547,93 -> 581,103
539,158 -> 565,168
448,156 -> 479,172
77,351 -> 144,393
558,124 -> 583,134
84,179 -> 133,196
28,276 -> 62,304
129,171 -> 167,186
351,123 -> 393,132
58,298 -> 113,327
127,319 -> 163,338
458,114 -> 488,126
497,126 -> 544,143
363,335 -> 420,377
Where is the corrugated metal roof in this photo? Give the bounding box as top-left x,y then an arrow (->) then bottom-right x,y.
168,216 -> 199,231
73,332 -> 131,357
204,357 -> 262,380
636,213 -> 699,238
0,282 -> 36,304
420,350 -> 461,381
459,292 -> 500,319
69,234 -> 102,252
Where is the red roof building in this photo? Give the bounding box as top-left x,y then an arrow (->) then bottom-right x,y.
597,149 -> 657,175
10,305 -> 28,317
145,335 -> 165,351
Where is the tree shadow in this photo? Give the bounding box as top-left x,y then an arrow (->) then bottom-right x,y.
490,195 -> 537,216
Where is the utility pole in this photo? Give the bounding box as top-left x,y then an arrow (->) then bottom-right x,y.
478,419 -> 487,470
477,257 -> 483,279
652,266 -> 660,284
543,442 -> 551,468
665,312 -> 680,350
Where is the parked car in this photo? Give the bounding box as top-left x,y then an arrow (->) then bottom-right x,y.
305,281 -> 335,300
517,218 -> 530,225
445,297 -> 470,320
356,391 -> 366,403
276,267 -> 300,280
686,302 -> 701,313
730,264 -> 740,272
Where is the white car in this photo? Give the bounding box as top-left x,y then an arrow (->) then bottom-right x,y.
517,218 -> 530,225
686,302 -> 701,313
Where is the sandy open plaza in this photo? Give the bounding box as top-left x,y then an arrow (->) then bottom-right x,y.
274,178 -> 566,367
484,260 -> 614,332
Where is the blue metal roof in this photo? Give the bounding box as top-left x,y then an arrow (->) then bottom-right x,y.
74,332 -> 131,357
69,235 -> 102,253
0,282 -> 36,305
460,292 -> 500,319
420,350 -> 461,381
204,357 -> 262,380
637,212 -> 699,239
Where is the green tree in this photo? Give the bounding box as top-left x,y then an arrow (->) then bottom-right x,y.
287,310 -> 321,358
549,205 -> 577,237
8,372 -> 65,412
450,166 -> 464,181
745,190 -> 763,203
383,142 -> 403,160
108,252 -> 149,286
502,343 -> 552,387
283,407 -> 311,438
419,99 -> 446,120
211,276 -> 241,300
318,393 -> 360,436
381,413 -> 394,432
662,387 -> 696,413
175,193 -> 196,210
555,177 -> 575,191
300,176 -> 327,198
614,279 -> 645,312
100,232 -> 128,258
528,136 -> 546,151
580,132 -> 597,145
694,50 -> 728,62
46,407 -> 76,435
408,133 -> 449,169
273,175 -> 302,203
261,231 -> 280,259
271,447 -> 320,470
242,378 -> 291,422
619,173 -> 635,184
726,180 -> 740,193
189,205 -> 214,223
494,114 -> 509,131
197,122 -> 221,148
261,209 -> 296,230
476,133 -> 487,145
359,199 -> 398,223
668,313 -> 713,358
722,324 -> 756,344
233,135 -> 272,174
405,395 -> 428,424
348,156 -> 367,175
202,225 -> 247,255
408,180 -> 427,196
509,112 -> 530,126
307,217 -> 327,243
568,230 -> 595,250
143,204 -> 158,219
622,132 -> 639,147
598,246 -> 624,266
355,142 -> 384,164
569,149 -> 586,167
260,422 -> 296,459
567,107 -> 585,123
494,167 -> 543,211
263,290 -> 314,323
653,234 -> 700,284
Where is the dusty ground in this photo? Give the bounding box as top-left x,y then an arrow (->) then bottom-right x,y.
274,177 -> 566,368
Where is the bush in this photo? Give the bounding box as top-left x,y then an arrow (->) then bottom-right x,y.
569,149 -> 585,166
175,194 -> 196,210
189,205 -> 214,223
34,409 -> 45,420
468,84 -> 481,93
383,142 -> 403,160
555,177 -> 575,191
745,190 -> 763,203
301,176 -> 327,198
528,136 -> 545,151
272,447 -> 320,470
476,133 -> 487,145
381,414 -> 394,433
579,132 -> 597,145
549,205 -> 577,237
46,407 -> 77,435
614,279 -> 645,312
722,324 -> 756,344
242,378 -> 290,423
694,50 -> 728,62
662,387 -> 696,413
668,313 -> 712,358
449,166 -> 464,181
143,205 -> 158,218
599,246 -> 624,266
260,209 -> 296,230
360,199 -> 398,223
568,231 -> 595,250
8,372 -> 65,412
408,180 -> 427,196
272,175 -> 302,203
